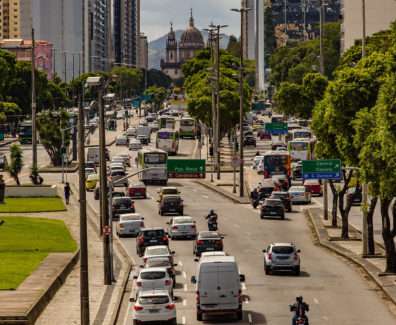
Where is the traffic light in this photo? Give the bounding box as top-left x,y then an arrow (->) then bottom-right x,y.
209,146 -> 214,157
196,124 -> 201,139
61,147 -> 66,157
234,140 -> 239,153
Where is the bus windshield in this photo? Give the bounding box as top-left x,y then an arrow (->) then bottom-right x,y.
157,132 -> 173,139
294,131 -> 312,139
144,153 -> 167,164
263,153 -> 290,178
18,125 -> 32,135
290,142 -> 308,151
180,119 -> 194,126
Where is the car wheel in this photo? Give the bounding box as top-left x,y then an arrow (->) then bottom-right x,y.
197,312 -> 202,321
281,214 -> 285,220
265,264 -> 270,275
160,210 -> 164,216
170,318 -> 177,325
143,195 -> 147,199
179,209 -> 183,215
295,266 -> 300,276
319,192 -> 323,197
260,214 -> 264,219
133,320 -> 138,325
236,311 -> 243,320
288,208 -> 292,212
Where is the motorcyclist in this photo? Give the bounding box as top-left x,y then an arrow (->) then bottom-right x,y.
290,296 -> 309,325
205,209 -> 218,229
255,150 -> 260,156
250,188 -> 259,209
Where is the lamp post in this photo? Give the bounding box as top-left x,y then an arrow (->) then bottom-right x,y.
231,5 -> 251,197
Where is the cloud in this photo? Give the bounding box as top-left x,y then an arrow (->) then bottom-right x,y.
141,0 -> 242,41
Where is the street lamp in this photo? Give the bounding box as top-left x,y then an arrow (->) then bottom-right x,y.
231,6 -> 251,197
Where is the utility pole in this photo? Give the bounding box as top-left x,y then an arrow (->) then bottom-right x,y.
31,28 -> 37,168
284,0 -> 287,45
99,90 -> 111,285
231,6 -> 250,197
78,94 -> 90,325
362,0 -> 366,58
319,0 -> 325,75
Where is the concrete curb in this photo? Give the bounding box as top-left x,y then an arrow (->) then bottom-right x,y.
306,208 -> 396,306
109,264 -> 132,325
194,179 -> 250,204
0,139 -> 17,147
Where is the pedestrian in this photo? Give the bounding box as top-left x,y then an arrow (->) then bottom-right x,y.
64,182 -> 72,204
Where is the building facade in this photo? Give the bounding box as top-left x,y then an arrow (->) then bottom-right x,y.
161,12 -> 204,79
340,0 -> 396,53
138,32 -> 148,69
0,0 -> 21,40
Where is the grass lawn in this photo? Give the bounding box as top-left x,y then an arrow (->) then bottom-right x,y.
0,197 -> 66,212
0,216 -> 77,290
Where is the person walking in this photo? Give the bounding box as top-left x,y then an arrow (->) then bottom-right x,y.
64,182 -> 72,204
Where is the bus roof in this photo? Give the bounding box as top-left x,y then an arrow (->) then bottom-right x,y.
264,151 -> 290,156
138,148 -> 168,154
20,120 -> 32,125
157,128 -> 176,132
290,137 -> 316,142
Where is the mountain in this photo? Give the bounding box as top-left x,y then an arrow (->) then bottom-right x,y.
148,30 -> 230,70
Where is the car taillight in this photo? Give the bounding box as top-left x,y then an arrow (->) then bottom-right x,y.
238,295 -> 242,301
143,258 -> 147,263
172,226 -> 178,229
166,304 -> 174,309
294,253 -> 298,259
139,238 -> 144,242
196,291 -> 200,301
273,187 -> 277,191
347,194 -> 351,198
110,176 -> 112,180
302,193 -> 306,196
156,142 -> 158,148
140,222 -> 144,227
268,253 -> 272,259
119,223 -> 124,228
191,225 -> 196,229
284,180 -> 288,183
180,201 -> 183,206
264,170 -> 268,178
216,240 -> 222,243
112,204 -> 115,209
172,142 -> 175,148
167,268 -> 173,272
136,281 -> 142,287
197,240 -> 204,244
134,305 -> 143,310
165,279 -> 171,285
162,236 -> 167,241
131,203 -> 134,208
87,180 -> 91,183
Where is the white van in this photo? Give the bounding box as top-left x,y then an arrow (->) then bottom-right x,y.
87,147 -> 100,165
191,255 -> 245,321
137,125 -> 151,145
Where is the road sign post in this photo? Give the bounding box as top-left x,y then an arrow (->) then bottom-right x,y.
302,159 -> 342,180
102,225 -> 112,236
231,154 -> 238,193
167,159 -> 206,179
264,123 -> 288,134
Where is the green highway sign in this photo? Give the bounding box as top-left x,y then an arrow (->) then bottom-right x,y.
302,159 -> 342,180
167,159 -> 206,178
140,94 -> 152,101
264,122 -> 288,134
251,102 -> 268,110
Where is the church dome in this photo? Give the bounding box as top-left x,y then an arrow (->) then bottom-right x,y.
179,14 -> 204,48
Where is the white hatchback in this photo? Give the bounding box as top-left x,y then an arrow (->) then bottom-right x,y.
143,245 -> 175,265
131,289 -> 176,325
133,267 -> 173,297
252,155 -> 264,169
129,139 -> 143,150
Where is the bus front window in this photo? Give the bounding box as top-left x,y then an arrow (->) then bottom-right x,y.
144,153 -> 167,164
290,142 -> 308,151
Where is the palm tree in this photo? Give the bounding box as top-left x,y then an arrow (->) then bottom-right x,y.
5,144 -> 24,185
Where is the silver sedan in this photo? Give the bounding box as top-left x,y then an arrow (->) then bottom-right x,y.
129,139 -> 143,150
166,216 -> 197,239
288,186 -> 312,204
116,135 -> 128,146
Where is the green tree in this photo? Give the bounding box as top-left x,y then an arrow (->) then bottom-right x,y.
112,66 -> 142,100
36,110 -> 70,166
226,35 -> 241,58
5,143 -> 23,185
264,7 -> 277,65
144,86 -> 167,111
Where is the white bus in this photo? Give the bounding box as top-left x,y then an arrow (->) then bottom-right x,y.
287,138 -> 317,162
155,129 -> 179,155
179,117 -> 196,138
137,149 -> 168,185
159,116 -> 176,129
287,129 -> 313,141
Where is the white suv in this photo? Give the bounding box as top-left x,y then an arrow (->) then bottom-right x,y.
263,242 -> 301,275
133,267 -> 173,297
130,289 -> 176,325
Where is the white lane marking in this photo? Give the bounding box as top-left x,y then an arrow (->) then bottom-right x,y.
323,316 -> 328,321
223,217 -> 229,221
184,284 -> 188,291
182,316 -> 186,324
148,196 -> 154,200
300,206 -> 303,212
178,261 -> 183,267
192,189 -> 197,192
248,313 -> 253,323
241,283 -> 246,290
312,198 -> 323,207
235,224 -> 240,228
183,299 -> 187,306
244,298 -> 249,304
314,298 -> 319,304
183,271 -> 187,278
202,195 -> 209,199
246,232 -> 251,236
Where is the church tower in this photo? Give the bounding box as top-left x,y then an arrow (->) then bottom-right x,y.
166,23 -> 178,63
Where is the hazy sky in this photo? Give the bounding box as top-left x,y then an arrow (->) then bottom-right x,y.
141,0 -> 242,42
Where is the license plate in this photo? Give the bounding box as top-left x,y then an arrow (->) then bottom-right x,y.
149,309 -> 159,313
169,209 -> 176,212
270,212 -> 277,215
206,247 -> 215,251
150,239 -> 157,243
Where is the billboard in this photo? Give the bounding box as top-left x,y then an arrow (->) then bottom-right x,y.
35,43 -> 52,81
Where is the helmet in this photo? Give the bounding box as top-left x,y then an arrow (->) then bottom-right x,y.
256,150 -> 260,155
210,209 -> 215,214
296,296 -> 303,303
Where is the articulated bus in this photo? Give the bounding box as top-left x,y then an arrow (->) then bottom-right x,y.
159,116 -> 176,129
137,149 -> 168,185
263,151 -> 291,179
18,121 -> 33,144
287,129 -> 313,141
179,117 -> 196,138
156,129 -> 179,155
287,138 -> 317,161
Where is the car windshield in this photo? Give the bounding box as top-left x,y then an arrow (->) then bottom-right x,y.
146,259 -> 171,268
140,271 -> 166,280
111,171 -> 126,176
121,215 -> 140,221
272,246 -> 294,254
163,196 -> 181,203
290,187 -> 305,192
147,247 -> 168,255
139,296 -> 169,305
199,231 -> 220,239
143,230 -> 164,237
264,200 -> 283,206
174,217 -> 193,224
304,180 -> 319,185
162,189 -> 178,195
114,198 -> 131,205
271,193 -> 288,199
130,181 -> 145,187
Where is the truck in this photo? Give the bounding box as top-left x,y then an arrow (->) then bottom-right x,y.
136,125 -> 150,145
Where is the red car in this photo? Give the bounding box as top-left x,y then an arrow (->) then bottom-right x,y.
303,179 -> 323,196
127,180 -> 147,199
260,132 -> 271,140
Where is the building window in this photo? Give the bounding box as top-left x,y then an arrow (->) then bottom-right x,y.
175,70 -> 178,75
170,51 -> 173,60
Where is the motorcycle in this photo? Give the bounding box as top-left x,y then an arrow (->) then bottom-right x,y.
251,197 -> 259,209
290,304 -> 309,325
205,215 -> 218,231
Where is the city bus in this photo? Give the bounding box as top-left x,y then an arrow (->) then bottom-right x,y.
262,151 -> 291,179
287,129 -> 313,141
137,148 -> 168,185
159,116 -> 176,129
179,117 -> 196,138
18,121 -> 33,144
155,129 -> 179,155
287,138 -> 317,161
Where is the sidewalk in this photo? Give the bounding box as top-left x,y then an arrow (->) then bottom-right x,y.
307,207 -> 396,305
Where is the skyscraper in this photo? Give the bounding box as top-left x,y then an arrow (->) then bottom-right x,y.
246,0 -> 256,60
138,33 -> 148,69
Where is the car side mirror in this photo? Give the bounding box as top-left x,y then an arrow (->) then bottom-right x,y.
171,251 -> 175,255
239,274 -> 246,282
297,249 -> 301,253
166,222 -> 170,225
165,232 -> 169,235
191,276 -> 197,284
133,275 -> 138,279
262,249 -> 266,253
157,200 -> 160,202
141,217 -> 144,220
173,263 -> 178,266
221,236 -> 224,239
129,298 -> 135,302
194,258 -> 199,262
139,265 -> 144,268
